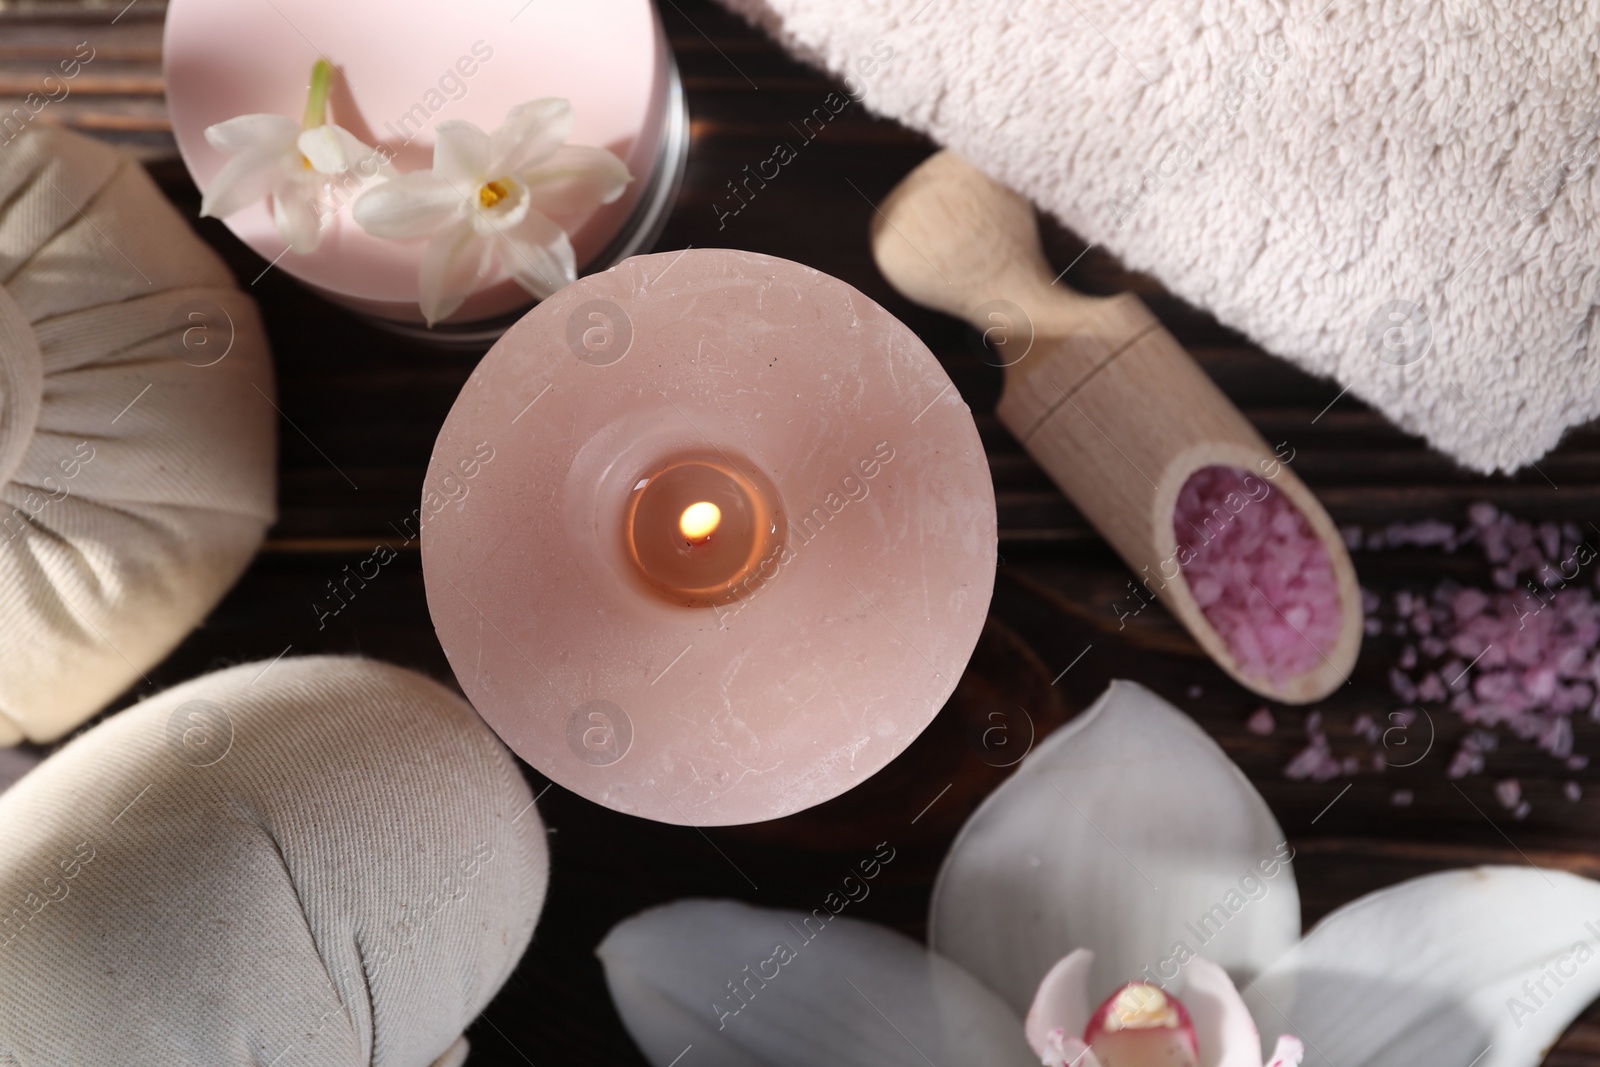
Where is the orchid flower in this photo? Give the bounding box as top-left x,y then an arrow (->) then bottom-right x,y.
599,681 -> 1600,1067
199,59 -> 389,253
351,99 -> 632,326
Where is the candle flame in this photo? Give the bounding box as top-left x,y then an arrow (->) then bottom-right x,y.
679,501 -> 721,543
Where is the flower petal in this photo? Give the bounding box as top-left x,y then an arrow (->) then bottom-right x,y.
597,899 -> 1038,1067
930,680 -> 1301,1014
271,174 -> 325,253
199,147 -> 288,219
418,219 -> 491,327
490,98 -> 574,176
433,119 -> 491,189
522,144 -> 633,219
297,124 -> 357,174
1026,949 -> 1094,1056
352,172 -> 463,240
496,208 -> 576,300
203,113 -> 299,154
1263,1036 -> 1303,1066
328,124 -> 397,179
1241,866 -> 1600,1067
1183,956 -> 1263,1067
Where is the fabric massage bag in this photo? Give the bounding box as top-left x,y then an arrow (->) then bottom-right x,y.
0,126 -> 275,744
0,655 -> 549,1066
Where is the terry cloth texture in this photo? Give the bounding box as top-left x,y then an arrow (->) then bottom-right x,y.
0,126 -> 276,743
0,656 -> 549,1067
715,0 -> 1600,473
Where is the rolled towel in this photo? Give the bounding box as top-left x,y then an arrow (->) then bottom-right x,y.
0,125 -> 276,744
0,655 -> 548,1067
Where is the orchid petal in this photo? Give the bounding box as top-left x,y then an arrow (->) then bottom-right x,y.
1183,956 -> 1263,1067
203,113 -> 299,154
297,124 -> 353,174
930,681 -> 1301,1013
199,146 -> 288,219
1026,949 -> 1094,1057
1263,1036 -> 1303,1066
497,208 -> 576,300
1241,866 -> 1600,1067
433,120 -> 491,189
522,144 -> 633,219
1042,1032 -> 1102,1067
490,98 -> 574,176
271,174 -> 325,253
418,219 -> 490,326
597,899 -> 1038,1067
352,172 -> 463,240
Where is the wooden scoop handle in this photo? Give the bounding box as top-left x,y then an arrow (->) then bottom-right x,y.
870,151 -> 1362,703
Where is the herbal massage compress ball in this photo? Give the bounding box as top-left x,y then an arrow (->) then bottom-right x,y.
0,126 -> 275,743
0,656 -> 549,1067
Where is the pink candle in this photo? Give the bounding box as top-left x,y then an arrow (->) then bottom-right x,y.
164,0 -> 683,335
423,250 -> 997,825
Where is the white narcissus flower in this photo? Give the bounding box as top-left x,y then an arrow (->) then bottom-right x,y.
199,60 -> 388,254
351,99 -> 632,327
598,681 -> 1600,1067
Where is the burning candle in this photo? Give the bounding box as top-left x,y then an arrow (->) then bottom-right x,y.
163,0 -> 686,340
625,454 -> 784,606
423,250 -> 997,825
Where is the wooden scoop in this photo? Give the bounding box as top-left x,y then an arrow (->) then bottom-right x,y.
870,150 -> 1361,703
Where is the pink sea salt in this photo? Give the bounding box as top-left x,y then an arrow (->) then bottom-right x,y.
1172,466 -> 1342,685
1247,707 -> 1276,735
1310,505 -> 1598,788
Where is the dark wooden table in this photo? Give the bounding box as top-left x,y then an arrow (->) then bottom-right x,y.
6,1 -> 1600,1063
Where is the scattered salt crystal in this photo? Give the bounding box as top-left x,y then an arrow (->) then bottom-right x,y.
1246,707 -> 1275,735
1391,789 -> 1414,807
1513,800 -> 1532,820
1294,508 -> 1597,785
1187,684 -> 1204,699
1494,778 -> 1522,809
1305,711 -> 1322,734
1342,525 -> 1363,550
1172,466 -> 1342,685
1284,731 -> 1342,781
1566,781 -> 1583,802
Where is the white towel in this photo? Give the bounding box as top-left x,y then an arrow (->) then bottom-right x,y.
0,127 -> 276,743
0,656 -> 548,1067
717,0 -> 1600,473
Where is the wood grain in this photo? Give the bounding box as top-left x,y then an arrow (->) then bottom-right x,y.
5,0 -> 1600,1062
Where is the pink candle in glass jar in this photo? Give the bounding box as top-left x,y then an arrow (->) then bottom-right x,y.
423,250 -> 997,825
164,0 -> 686,342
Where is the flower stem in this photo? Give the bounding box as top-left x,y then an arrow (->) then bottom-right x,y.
302,58 -> 333,130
